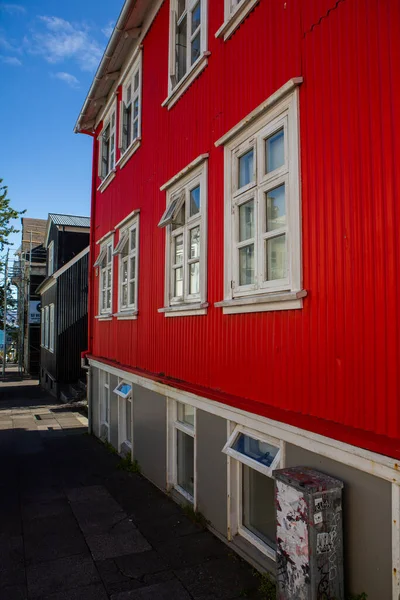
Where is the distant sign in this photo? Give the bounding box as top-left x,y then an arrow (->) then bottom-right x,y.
29,301 -> 41,324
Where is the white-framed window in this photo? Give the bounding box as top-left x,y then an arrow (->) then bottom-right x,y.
94,237 -> 114,315
99,370 -> 110,440
216,0 -> 260,40
44,305 -> 49,349
114,216 -> 139,315
49,304 -> 55,352
41,308 -> 45,346
218,87 -> 302,314
168,0 -> 208,91
99,104 -> 116,180
120,55 -> 142,154
223,424 -> 282,561
158,159 -> 207,314
115,380 -> 132,452
167,400 -> 196,504
48,241 -> 54,276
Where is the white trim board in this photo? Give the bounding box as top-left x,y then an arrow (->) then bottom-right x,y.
88,357 -> 400,484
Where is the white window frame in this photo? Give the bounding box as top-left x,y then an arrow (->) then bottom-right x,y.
96,236 -> 114,316
166,0 -> 208,105
116,378 -> 132,452
44,305 -> 49,349
99,370 -> 110,441
119,53 -> 142,158
216,0 -> 260,41
98,102 -> 116,181
40,308 -> 45,347
167,399 -> 197,505
114,215 -> 139,317
48,241 -> 54,276
223,423 -> 283,561
158,158 -> 208,317
217,87 -> 303,314
49,304 -> 55,353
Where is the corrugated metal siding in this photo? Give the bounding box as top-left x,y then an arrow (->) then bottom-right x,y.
90,0 -> 400,455
49,214 -> 90,228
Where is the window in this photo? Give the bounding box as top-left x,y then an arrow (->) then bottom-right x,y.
48,241 -> 54,276
120,56 -> 142,155
49,304 -> 55,352
99,105 -> 116,180
168,400 -> 196,503
167,0 -> 208,96
41,308 -> 45,346
114,380 -> 132,451
217,0 -> 260,40
217,86 -> 303,314
95,237 -> 113,315
158,158 -> 207,315
44,305 -> 49,349
223,425 -> 282,560
114,216 -> 139,315
99,371 -> 110,440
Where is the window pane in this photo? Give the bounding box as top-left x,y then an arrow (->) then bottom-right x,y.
176,15 -> 187,82
190,226 -> 200,258
107,289 -> 111,308
134,71 -> 139,92
174,235 -> 184,264
122,261 -> 128,283
266,184 -> 286,231
172,204 -> 185,230
239,200 -> 254,242
177,429 -> 194,497
177,0 -> 186,18
232,432 -> 279,467
130,256 -> 136,277
133,97 -> 139,119
122,284 -> 128,307
127,84 -> 132,103
266,234 -> 287,281
129,281 -> 135,305
107,269 -> 112,288
177,402 -> 195,427
174,267 -> 183,297
107,246 -> 112,263
126,400 -> 132,443
239,244 -> 255,285
190,185 -> 200,216
189,262 -> 199,295
191,2 -> 201,31
238,149 -> 254,188
130,228 -> 136,251
133,120 -> 139,140
191,32 -> 200,65
266,128 -> 284,173
242,465 -> 276,548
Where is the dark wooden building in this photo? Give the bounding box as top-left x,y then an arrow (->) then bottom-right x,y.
37,214 -> 90,398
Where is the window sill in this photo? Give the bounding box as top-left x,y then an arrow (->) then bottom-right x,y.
95,314 -> 113,321
115,138 -> 141,170
113,310 -> 138,320
158,302 -> 208,318
215,0 -> 260,41
215,290 -> 307,314
97,170 -> 116,193
162,53 -> 209,110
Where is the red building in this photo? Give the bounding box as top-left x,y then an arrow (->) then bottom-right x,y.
75,1 -> 400,597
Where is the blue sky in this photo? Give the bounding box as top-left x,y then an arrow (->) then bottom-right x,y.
0,0 -> 124,254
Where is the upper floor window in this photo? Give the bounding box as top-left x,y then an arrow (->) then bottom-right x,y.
217,0 -> 260,40
158,157 -> 207,316
168,0 -> 208,91
94,236 -> 114,315
216,83 -> 303,314
99,105 -> 116,180
48,241 -> 54,276
114,214 -> 139,317
120,55 -> 142,155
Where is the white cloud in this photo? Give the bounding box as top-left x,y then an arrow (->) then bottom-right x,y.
53,71 -> 79,88
0,55 -> 22,65
0,3 -> 26,14
102,21 -> 114,38
27,15 -> 103,72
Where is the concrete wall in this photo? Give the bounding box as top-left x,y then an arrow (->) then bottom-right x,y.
285,444 -> 392,600
196,410 -> 228,537
132,384 -> 166,491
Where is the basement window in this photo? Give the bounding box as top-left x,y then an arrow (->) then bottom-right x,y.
168,399 -> 196,503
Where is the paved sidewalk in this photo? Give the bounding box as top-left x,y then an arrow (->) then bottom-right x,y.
0,376 -> 264,600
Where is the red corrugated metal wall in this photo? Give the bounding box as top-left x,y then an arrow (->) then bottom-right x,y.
90,0 -> 400,457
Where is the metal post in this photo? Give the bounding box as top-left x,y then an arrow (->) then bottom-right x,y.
2,249 -> 9,379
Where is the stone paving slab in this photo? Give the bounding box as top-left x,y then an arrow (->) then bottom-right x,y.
0,374 -> 263,600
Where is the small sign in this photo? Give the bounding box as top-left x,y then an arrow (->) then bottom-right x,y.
29,301 -> 41,324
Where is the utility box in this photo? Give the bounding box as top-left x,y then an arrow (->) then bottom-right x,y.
274,466 -> 344,600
